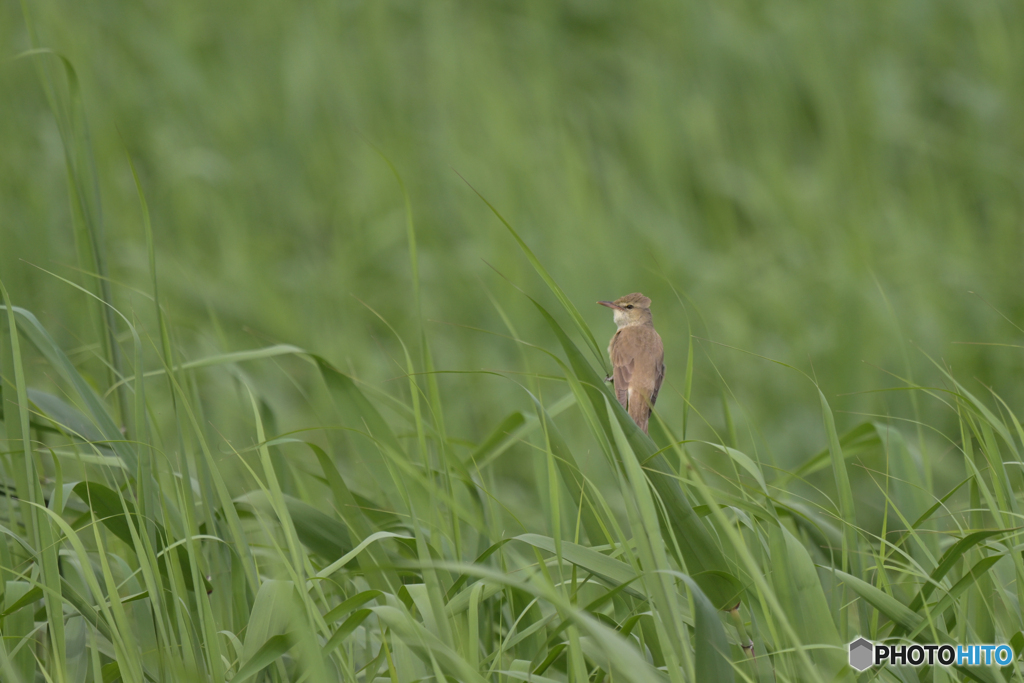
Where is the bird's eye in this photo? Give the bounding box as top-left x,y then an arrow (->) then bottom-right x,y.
626,305 -> 634,309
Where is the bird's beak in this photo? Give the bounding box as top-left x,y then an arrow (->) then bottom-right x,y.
597,301 -> 623,310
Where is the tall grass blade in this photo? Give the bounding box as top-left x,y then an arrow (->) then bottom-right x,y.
463,179 -> 605,368
0,280 -> 68,682
818,390 -> 865,637
15,44 -> 129,428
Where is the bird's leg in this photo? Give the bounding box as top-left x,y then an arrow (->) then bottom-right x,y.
603,374 -> 613,383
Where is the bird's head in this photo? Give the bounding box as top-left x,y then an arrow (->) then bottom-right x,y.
597,292 -> 653,327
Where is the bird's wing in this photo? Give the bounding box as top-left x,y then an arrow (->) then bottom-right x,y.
650,361 -> 665,409
646,331 -> 666,415
612,356 -> 633,409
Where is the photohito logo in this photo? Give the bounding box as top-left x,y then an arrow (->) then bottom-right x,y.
849,638 -> 1013,671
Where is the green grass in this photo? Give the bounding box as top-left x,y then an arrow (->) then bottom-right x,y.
3,1 -> 1024,681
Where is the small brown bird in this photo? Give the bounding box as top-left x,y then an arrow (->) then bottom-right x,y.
598,293 -> 665,434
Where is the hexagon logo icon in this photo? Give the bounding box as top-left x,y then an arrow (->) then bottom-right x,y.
849,638 -> 874,672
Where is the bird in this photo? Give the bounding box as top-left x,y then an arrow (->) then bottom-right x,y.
597,293 -> 665,434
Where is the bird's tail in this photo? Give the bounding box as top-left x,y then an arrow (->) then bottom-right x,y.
628,395 -> 651,434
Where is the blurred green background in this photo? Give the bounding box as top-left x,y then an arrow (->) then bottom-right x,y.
3,0 -> 1023,505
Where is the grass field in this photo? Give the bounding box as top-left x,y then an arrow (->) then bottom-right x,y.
2,1 -> 1024,681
